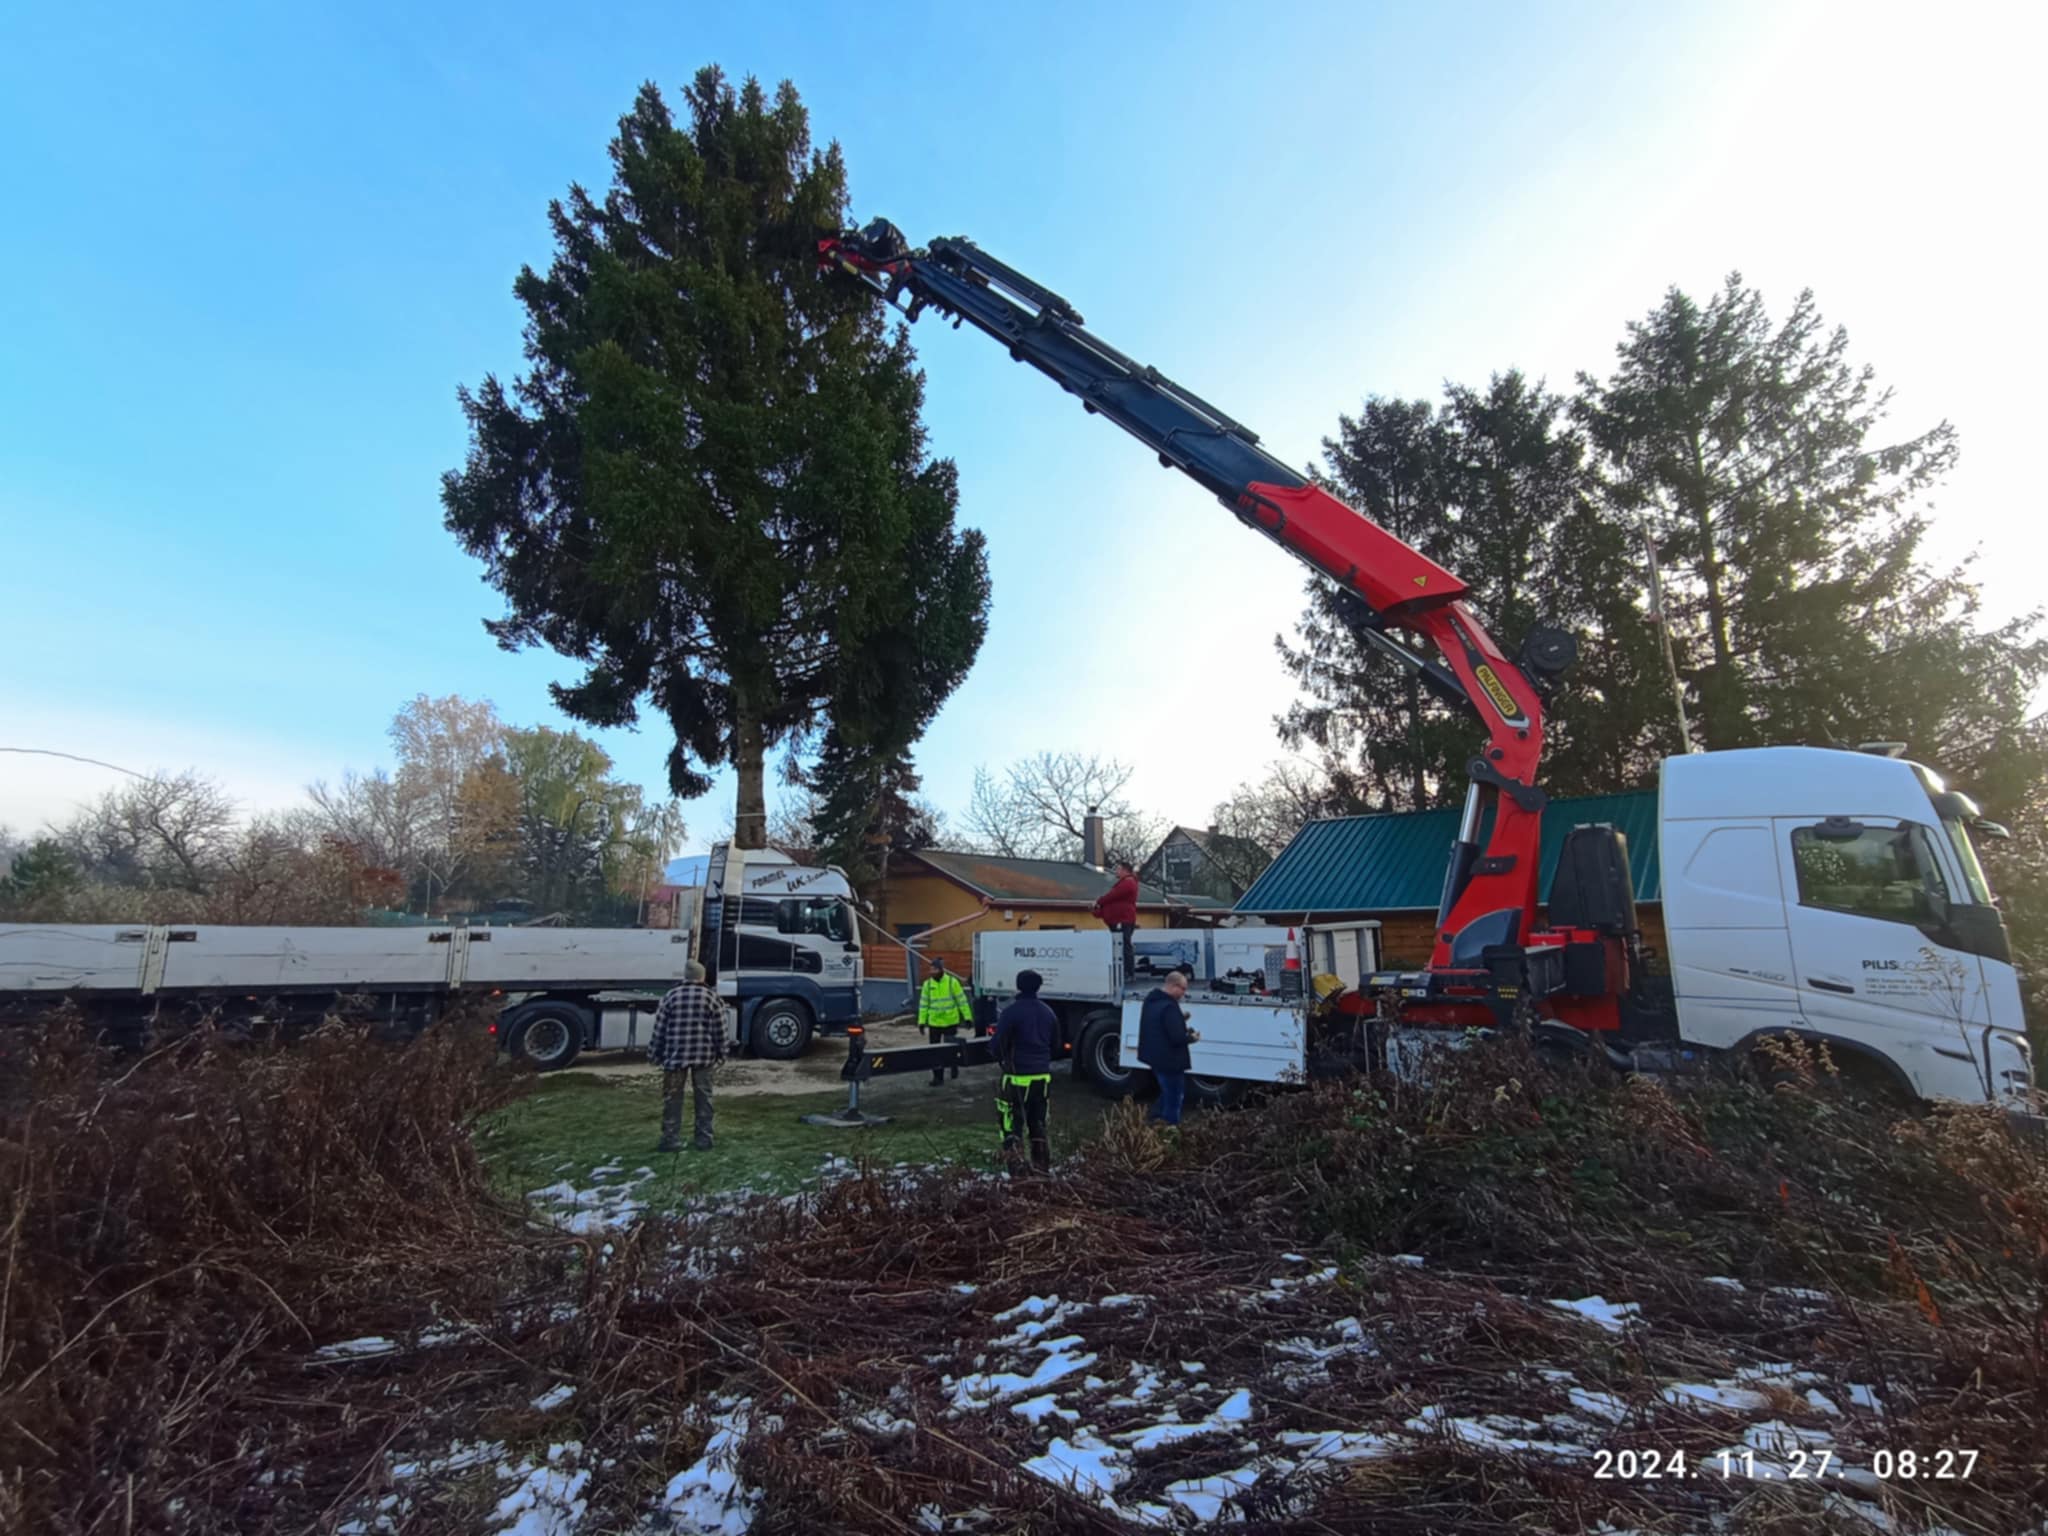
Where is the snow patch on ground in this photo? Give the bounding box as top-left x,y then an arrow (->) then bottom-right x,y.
312,1335 -> 397,1361
1022,1431 -> 1126,1504
1567,1388 -> 1631,1422
654,1399 -> 761,1534
531,1384 -> 577,1413
1406,1405 -> 1591,1459
949,1346 -> 1098,1413
992,1294 -> 1062,1323
526,1177 -> 648,1235
1164,1463 -> 1268,1523
492,1458 -> 589,1536
391,1439 -> 506,1480
1266,1264 -> 1340,1292
1546,1296 -> 1640,1333
1011,1394 -> 1080,1425
1279,1429 -> 1398,1463
1659,1381 -> 1774,1413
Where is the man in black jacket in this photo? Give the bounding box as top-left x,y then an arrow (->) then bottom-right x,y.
991,968 -> 1058,1172
1137,969 -> 1200,1126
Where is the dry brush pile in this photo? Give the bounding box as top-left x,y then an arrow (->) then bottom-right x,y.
3,1012 -> 2044,1535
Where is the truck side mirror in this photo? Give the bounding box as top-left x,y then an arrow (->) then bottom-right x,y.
1971,819 -> 2013,843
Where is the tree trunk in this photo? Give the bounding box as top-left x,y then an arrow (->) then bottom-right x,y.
733,700 -> 767,851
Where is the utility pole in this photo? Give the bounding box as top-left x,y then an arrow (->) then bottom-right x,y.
1643,530 -> 1694,752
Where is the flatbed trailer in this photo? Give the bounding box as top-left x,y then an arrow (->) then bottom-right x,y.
0,921 -> 702,1068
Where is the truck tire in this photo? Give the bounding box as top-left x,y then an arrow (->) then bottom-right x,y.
1077,1010 -> 1145,1100
1185,1072 -> 1238,1108
750,998 -> 814,1061
505,1002 -> 585,1071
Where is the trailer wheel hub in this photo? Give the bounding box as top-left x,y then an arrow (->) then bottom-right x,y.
522,1017 -> 571,1064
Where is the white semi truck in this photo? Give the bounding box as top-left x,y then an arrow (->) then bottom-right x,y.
692,842 -> 865,1059
0,845 -> 868,1069
817,228 -> 2035,1112
965,747 -> 2033,1110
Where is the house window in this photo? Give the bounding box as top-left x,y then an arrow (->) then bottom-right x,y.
1163,851 -> 1195,890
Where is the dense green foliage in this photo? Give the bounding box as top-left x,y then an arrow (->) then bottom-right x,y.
1282,279 -> 2045,809
1278,278 -> 2047,1017
443,71 -> 989,847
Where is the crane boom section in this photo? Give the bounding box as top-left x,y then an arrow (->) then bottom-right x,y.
820,224 -> 1557,974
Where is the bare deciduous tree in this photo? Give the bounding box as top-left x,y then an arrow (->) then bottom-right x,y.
1192,759 -> 1366,895
60,771 -> 239,893
963,752 -> 1167,868
306,769 -> 427,887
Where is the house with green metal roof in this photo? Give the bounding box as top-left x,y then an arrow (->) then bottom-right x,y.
1235,790 -> 1662,967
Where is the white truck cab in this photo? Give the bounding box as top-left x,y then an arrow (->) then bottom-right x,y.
1660,747 -> 2030,1105
694,844 -> 864,1059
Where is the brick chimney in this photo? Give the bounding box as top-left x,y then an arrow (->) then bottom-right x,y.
1082,805 -> 1107,867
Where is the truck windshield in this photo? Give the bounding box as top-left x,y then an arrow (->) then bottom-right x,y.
1940,816 -> 1995,905
1914,766 -> 1998,906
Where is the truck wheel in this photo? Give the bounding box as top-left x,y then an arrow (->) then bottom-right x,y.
750,998 -> 814,1061
505,1002 -> 584,1071
1077,1011 -> 1145,1100
1185,1072 -> 1238,1108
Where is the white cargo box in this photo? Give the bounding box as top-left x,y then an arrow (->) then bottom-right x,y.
974,930 -> 1118,1000
1119,996 -> 1306,1085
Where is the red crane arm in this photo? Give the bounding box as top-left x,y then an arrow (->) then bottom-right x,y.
820,223 -> 1575,975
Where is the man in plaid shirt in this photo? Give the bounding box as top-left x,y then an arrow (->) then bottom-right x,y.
649,961 -> 730,1152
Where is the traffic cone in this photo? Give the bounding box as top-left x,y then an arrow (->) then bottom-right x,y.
1281,928 -> 1304,999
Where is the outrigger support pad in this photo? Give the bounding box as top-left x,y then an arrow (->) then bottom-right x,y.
801,1026 -> 892,1129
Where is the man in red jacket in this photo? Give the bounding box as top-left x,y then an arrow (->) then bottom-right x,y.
1092,860 -> 1140,981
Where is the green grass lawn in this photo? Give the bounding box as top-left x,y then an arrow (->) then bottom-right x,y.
475,1066 -> 1117,1212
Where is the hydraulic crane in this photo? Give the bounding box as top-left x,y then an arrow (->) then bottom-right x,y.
821,221 -> 1660,1041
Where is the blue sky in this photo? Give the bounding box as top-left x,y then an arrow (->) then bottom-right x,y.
2,0 -> 2040,853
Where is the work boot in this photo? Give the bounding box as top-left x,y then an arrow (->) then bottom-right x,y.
1029,1137 -> 1052,1174
657,1137 -> 681,1154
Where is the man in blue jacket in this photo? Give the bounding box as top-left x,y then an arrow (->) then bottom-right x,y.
991,968 -> 1059,1173
1137,969 -> 1200,1126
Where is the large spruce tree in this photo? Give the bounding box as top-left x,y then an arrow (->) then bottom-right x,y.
1573,275 -> 2041,755
443,71 -> 990,847
808,730 -> 938,894
1278,373 -> 1667,807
